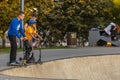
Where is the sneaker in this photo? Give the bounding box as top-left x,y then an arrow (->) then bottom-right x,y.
9,61 -> 20,66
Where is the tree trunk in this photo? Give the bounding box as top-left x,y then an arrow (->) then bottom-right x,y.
2,32 -> 6,48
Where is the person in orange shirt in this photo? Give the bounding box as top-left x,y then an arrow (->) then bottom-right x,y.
24,19 -> 43,63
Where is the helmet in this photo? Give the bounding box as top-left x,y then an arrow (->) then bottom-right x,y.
110,22 -> 116,26
29,19 -> 36,25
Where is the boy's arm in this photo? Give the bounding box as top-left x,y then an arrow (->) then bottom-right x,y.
19,21 -> 26,37
35,33 -> 43,41
24,23 -> 28,31
24,20 -> 29,30
29,32 -> 42,41
31,34 -> 37,40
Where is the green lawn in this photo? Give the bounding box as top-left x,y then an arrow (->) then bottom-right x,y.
0,46 -> 67,54
0,48 -> 23,54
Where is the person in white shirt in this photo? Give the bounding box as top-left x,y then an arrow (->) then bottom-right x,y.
104,22 -> 117,40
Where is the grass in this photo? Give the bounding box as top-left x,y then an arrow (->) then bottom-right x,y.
0,48 -> 23,54
0,46 -> 67,54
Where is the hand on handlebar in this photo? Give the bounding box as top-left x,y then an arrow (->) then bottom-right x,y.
20,37 -> 27,41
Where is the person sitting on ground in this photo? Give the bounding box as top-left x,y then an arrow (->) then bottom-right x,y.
104,22 -> 117,40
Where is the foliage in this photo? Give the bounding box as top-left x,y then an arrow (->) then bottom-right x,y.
0,0 -> 20,34
1,0 -> 120,47
48,0 -> 113,45
0,0 -> 21,47
112,0 -> 120,25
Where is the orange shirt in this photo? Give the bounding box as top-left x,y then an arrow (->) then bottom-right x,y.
25,26 -> 36,40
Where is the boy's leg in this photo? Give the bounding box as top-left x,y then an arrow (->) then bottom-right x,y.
27,41 -> 35,63
9,36 -> 17,63
23,40 -> 30,60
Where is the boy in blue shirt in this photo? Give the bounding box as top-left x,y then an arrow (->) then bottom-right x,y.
8,12 -> 26,66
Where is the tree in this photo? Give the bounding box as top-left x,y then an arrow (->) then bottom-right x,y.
48,0 -> 113,46
0,0 -> 54,48
0,0 -> 20,48
25,0 -> 55,46
0,0 -> 119,47
24,0 -> 54,28
111,0 -> 120,25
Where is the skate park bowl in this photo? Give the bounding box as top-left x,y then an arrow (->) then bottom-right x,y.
1,54 -> 120,80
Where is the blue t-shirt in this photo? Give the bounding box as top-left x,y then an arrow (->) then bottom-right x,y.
8,18 -> 25,38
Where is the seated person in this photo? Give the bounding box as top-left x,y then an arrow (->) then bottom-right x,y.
104,22 -> 117,40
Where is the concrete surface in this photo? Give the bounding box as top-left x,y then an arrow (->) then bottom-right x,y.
1,55 -> 120,80
0,47 -> 120,80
